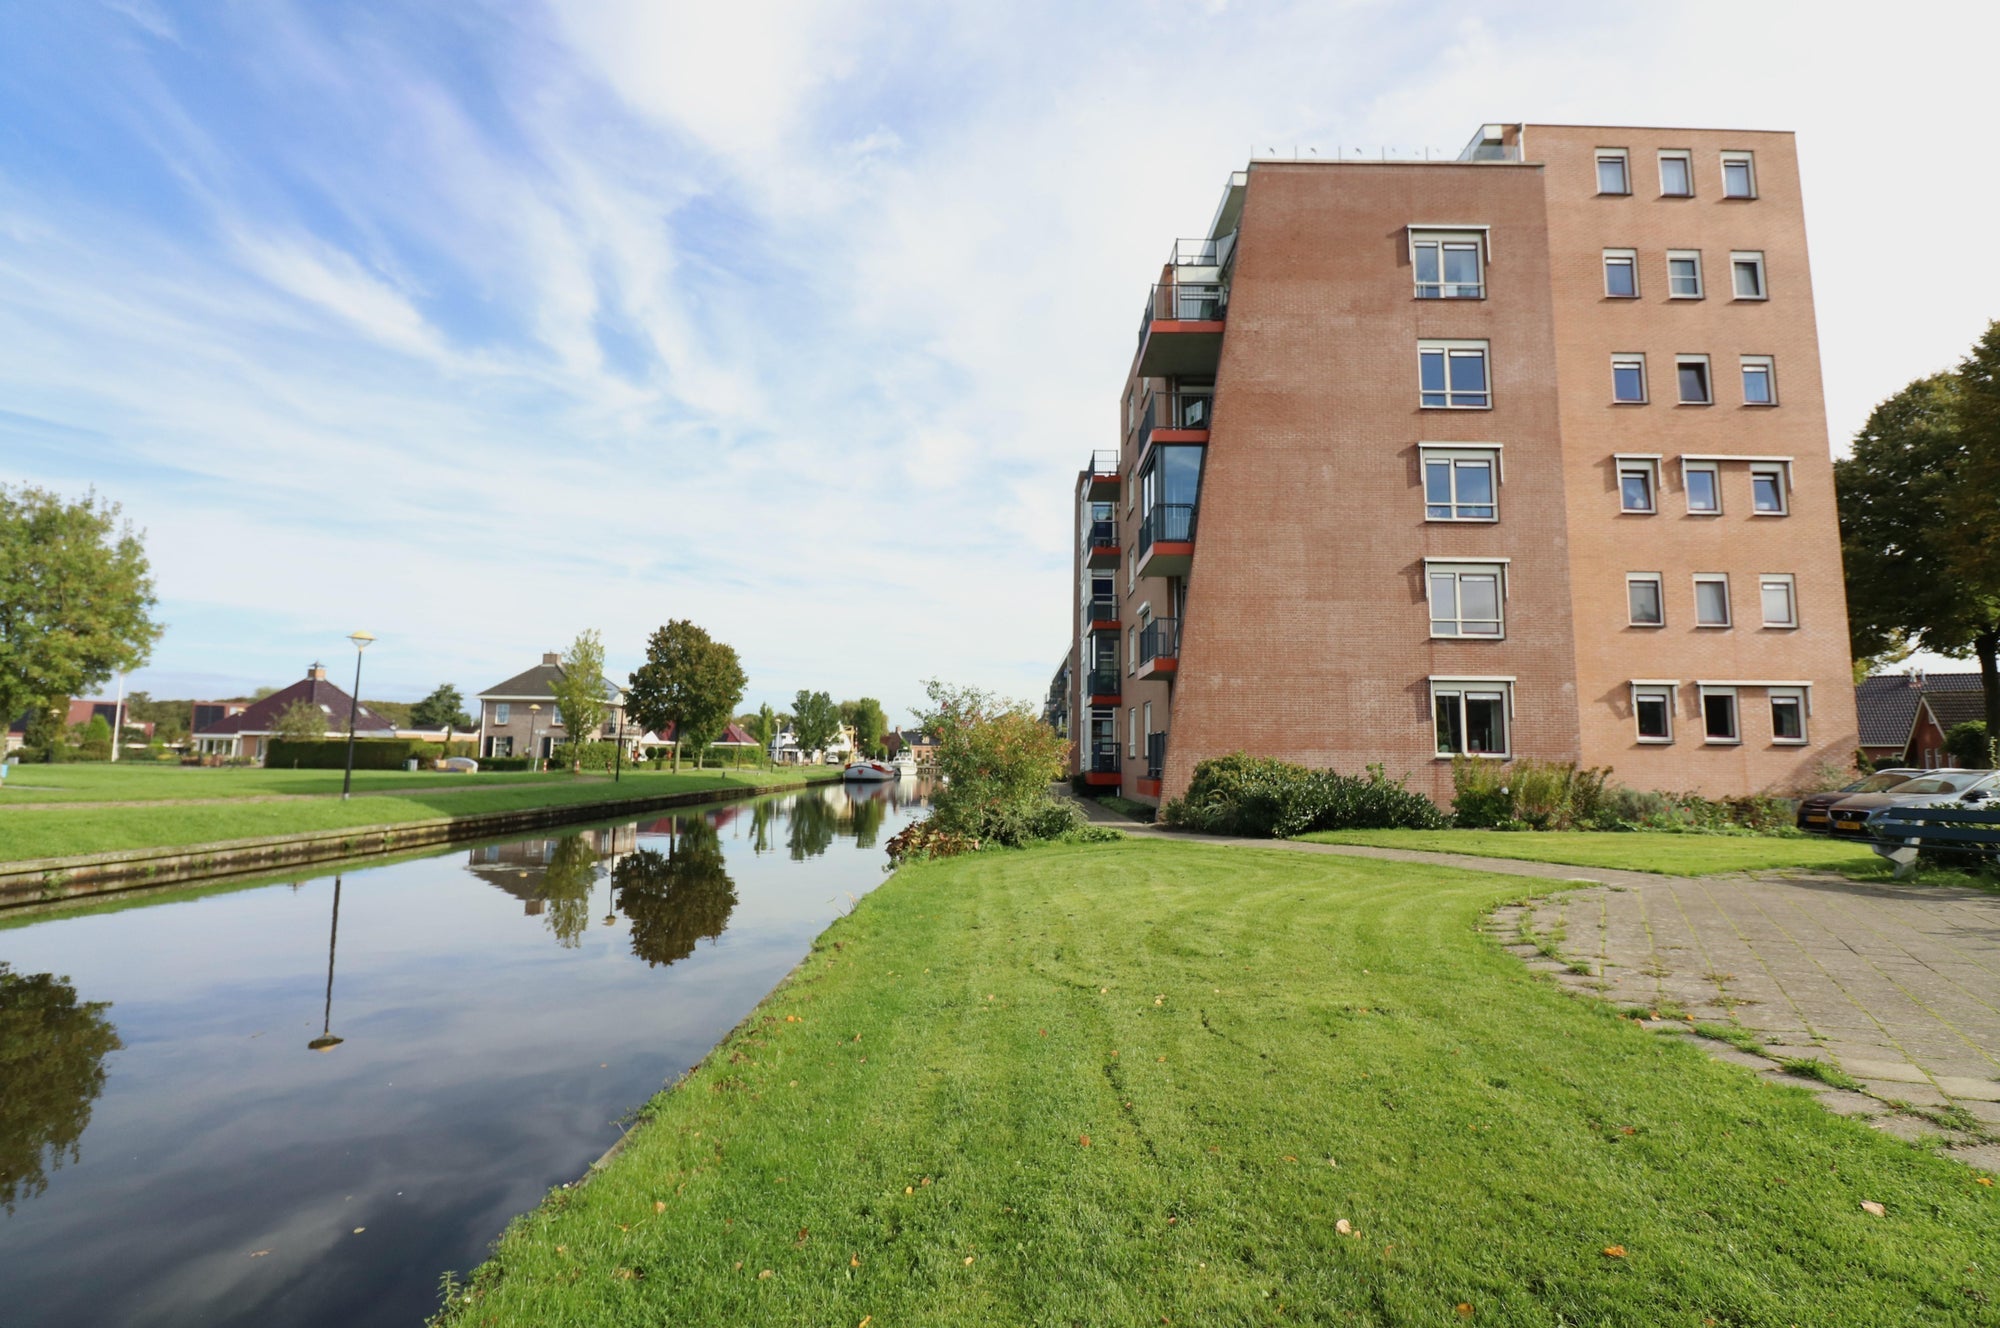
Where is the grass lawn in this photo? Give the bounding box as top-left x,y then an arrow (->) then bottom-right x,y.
1296,827 -> 1885,877
442,839 -> 1995,1326
0,767 -> 832,862
0,763 -> 748,804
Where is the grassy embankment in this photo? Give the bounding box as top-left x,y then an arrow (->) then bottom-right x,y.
441,839 -> 1994,1326
0,764 -> 575,803
0,767 -> 831,862
1297,827 -> 1885,877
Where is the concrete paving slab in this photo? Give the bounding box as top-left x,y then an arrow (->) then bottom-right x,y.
1934,1076 -> 2000,1102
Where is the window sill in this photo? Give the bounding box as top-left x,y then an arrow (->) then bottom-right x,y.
1412,294 -> 1487,302
1703,738 -> 1743,746
1611,399 -> 1649,406
1425,516 -> 1501,524
1667,295 -> 1704,301
1619,507 -> 1658,516
1419,404 -> 1495,411
1742,402 -> 1779,409
1730,296 -> 1769,303
1429,634 -> 1507,642
1750,511 -> 1789,518
1636,737 -> 1675,745
1676,401 -> 1715,408
1658,192 -> 1694,201
1686,510 -> 1724,518
1603,293 -> 1641,300
1596,191 -> 1632,198
1761,623 -> 1800,631
1435,753 -> 1510,760
1627,622 -> 1666,629
1721,194 -> 1758,202
1772,739 -> 1809,747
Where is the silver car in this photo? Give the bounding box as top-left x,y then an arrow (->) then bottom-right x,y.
1825,770 -> 1998,837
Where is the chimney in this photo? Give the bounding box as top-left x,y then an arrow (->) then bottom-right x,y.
308,662 -> 327,681
542,651 -> 561,666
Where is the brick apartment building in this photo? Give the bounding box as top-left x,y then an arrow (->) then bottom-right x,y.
1069,122 -> 1859,806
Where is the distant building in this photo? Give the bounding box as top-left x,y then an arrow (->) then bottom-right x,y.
6,698 -> 155,752
190,700 -> 248,735
192,663 -> 396,761
475,652 -> 628,761
1857,673 -> 1990,769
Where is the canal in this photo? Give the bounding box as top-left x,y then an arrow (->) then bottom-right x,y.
0,780 -> 928,1327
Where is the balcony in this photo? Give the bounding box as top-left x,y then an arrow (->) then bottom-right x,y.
1085,667 -> 1121,706
1084,594 -> 1119,633
1136,730 -> 1167,797
1136,617 -> 1179,680
1136,280 -> 1226,378
1137,391 -> 1212,464
1083,741 -> 1121,787
1084,449 -> 1119,500
1083,517 -> 1119,569
1135,503 -> 1197,579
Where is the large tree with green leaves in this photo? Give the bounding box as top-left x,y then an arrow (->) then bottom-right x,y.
626,621 -> 747,771
409,685 -> 471,730
548,630 -> 609,773
0,487 -> 161,742
0,963 -> 123,1213
841,697 -> 889,758
1949,319 -> 2000,734
1837,355 -> 2000,733
791,689 -> 840,757
271,700 -> 328,744
751,702 -> 779,766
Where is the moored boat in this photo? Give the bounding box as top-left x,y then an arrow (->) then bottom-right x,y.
842,759 -> 897,782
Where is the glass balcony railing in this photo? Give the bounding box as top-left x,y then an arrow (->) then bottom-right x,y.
1085,595 -> 1118,624
1145,731 -> 1166,781
1086,668 -> 1120,698
1139,391 -> 1213,442
1083,517 -> 1117,550
1087,742 -> 1121,775
1138,503 -> 1197,556
1139,617 -> 1179,666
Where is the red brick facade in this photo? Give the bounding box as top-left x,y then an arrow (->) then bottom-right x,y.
1069,124 -> 1859,807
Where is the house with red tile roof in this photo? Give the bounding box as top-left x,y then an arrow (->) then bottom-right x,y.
192,663 -> 397,762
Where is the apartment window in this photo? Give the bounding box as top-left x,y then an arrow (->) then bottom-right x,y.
1658,150 -> 1693,197
495,703 -> 511,724
1694,574 -> 1732,627
1721,152 -> 1757,199
1433,680 -> 1512,757
1731,251 -> 1767,299
1127,627 -> 1136,674
1603,249 -> 1638,297
1761,574 -> 1798,627
1420,446 -> 1499,521
1684,460 -> 1721,512
1741,356 -> 1777,407
1411,230 -> 1485,299
1617,456 -> 1659,512
1769,688 -> 1808,744
1627,573 -> 1665,626
1750,461 -> 1787,512
1667,250 -> 1703,299
1427,562 -> 1505,638
1128,706 -> 1138,759
1612,354 -> 1647,403
1632,684 -> 1675,743
1596,149 -> 1630,195
1418,341 -> 1490,409
1702,687 -> 1741,743
1143,700 -> 1153,744
1676,356 -> 1712,405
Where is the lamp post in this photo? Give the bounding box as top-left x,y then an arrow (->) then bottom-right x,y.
340,631 -> 375,800
528,703 -> 541,773
307,875 -> 345,1052
612,706 -> 624,784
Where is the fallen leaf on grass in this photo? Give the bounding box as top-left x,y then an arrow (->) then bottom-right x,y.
248,1250 -> 270,1259
1861,1201 -> 1886,1217
1456,1305 -> 1473,1319
964,1255 -> 976,1265
1079,1135 -> 1092,1147
860,1319 -> 871,1328
654,1201 -> 666,1214
352,1228 -> 365,1235
615,1268 -> 640,1281
851,1254 -> 861,1267
795,1228 -> 811,1247
1620,1127 -> 1637,1136
1977,1177 -> 1993,1187
758,1268 -> 773,1279
1335,1219 -> 1353,1235
1602,1246 -> 1626,1258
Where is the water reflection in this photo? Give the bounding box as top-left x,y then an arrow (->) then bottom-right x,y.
613,816 -> 737,967
307,878 -> 344,1052
0,963 -> 123,1214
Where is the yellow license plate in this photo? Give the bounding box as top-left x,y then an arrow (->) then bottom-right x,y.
1805,813 -> 1827,823
1835,820 -> 1862,831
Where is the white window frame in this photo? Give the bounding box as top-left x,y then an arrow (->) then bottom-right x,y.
1126,626 -> 1136,674
1419,444 -> 1502,522
1768,687 -> 1809,745
1741,356 -> 1777,408
1682,459 -> 1722,513
1603,248 -> 1639,298
1760,574 -> 1799,628
1666,250 -> 1704,299
1616,454 -> 1660,513
1721,151 -> 1757,199
1693,573 -> 1732,628
1408,228 -> 1487,300
1596,148 -> 1631,196
1731,250 -> 1767,300
1429,677 -> 1515,759
1676,355 -> 1713,405
494,702 -> 511,725
1417,340 -> 1492,410
1143,699 -> 1153,748
1425,560 -> 1507,639
1700,685 -> 1741,745
1657,149 -> 1694,197
1749,460 -> 1788,513
1611,353 -> 1648,404
1630,681 -> 1678,744
1626,573 -> 1666,627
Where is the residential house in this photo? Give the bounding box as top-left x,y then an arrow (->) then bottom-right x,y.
7,699 -> 155,753
654,721 -> 762,754
1858,672 -> 1990,769
770,722 -> 857,765
191,663 -> 396,762
886,727 -> 938,765
476,652 -> 628,761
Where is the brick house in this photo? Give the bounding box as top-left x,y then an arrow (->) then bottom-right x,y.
1859,672 -> 1990,768
191,663 -> 397,762
475,652 -> 628,761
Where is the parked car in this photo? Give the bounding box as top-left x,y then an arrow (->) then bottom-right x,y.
1795,769 -> 1924,834
440,756 -> 479,773
1823,770 -> 1999,837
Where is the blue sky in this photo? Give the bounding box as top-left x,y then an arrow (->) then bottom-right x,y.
6,1 -> 1997,720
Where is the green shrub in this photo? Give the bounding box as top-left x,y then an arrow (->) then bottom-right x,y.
1451,757 -> 1613,830
1161,753 -> 1446,838
919,680 -> 1077,849
550,741 -> 619,772
480,756 -> 532,772
266,738 -> 442,770
1945,720 -> 1991,769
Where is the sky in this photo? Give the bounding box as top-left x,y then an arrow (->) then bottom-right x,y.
5,0 -> 1997,722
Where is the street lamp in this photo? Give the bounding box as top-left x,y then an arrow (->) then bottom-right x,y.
528,703 -> 541,773
340,631 -> 375,800
612,705 -> 624,784
307,875 -> 345,1052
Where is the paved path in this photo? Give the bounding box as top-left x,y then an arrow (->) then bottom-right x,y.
1064,796 -> 2000,1168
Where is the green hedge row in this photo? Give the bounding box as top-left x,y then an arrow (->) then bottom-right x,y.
266,739 -> 472,769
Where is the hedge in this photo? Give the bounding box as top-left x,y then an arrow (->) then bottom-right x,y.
267,738 -> 451,770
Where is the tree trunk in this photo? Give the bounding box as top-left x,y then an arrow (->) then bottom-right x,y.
672,740 -> 680,774
1979,626 -> 2000,763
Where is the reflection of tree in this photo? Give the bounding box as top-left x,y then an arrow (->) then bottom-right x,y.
0,963 -> 122,1214
538,833 -> 601,949
847,793 -> 886,849
749,798 -> 776,856
786,792 -> 838,861
613,818 -> 736,966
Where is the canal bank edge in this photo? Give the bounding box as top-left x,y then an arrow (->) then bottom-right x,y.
0,773 -> 844,908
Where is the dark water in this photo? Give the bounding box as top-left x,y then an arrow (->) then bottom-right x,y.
0,781 -> 927,1328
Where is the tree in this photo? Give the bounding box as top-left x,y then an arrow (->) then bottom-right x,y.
537,833 -> 601,949
548,631 -> 608,774
0,487 -> 161,746
1949,319 -> 2000,731
75,714 -> 113,761
1837,362 -> 2000,732
841,697 -> 889,758
1945,720 -> 1992,770
22,701 -> 66,762
272,699 -> 328,744
791,690 -> 840,759
409,685 -> 471,730
612,818 -> 736,966
751,702 -> 779,766
918,679 -> 1075,845
625,621 -> 747,772
0,963 -> 123,1213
